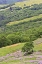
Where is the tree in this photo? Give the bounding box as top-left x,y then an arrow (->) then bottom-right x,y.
22,41 -> 34,55
0,35 -> 12,48
9,7 -> 13,12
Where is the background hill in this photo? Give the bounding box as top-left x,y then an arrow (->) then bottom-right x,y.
0,2 -> 42,44
0,0 -> 24,4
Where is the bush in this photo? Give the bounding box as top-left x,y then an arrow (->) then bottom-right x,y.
22,41 -> 34,54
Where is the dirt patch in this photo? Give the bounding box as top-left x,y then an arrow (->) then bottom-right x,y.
6,43 -> 20,48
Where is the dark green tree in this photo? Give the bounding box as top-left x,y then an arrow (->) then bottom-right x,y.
22,41 -> 34,54
0,35 -> 12,48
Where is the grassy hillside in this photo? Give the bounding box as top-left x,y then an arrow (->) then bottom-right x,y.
0,40 -> 42,56
15,0 -> 42,7
0,43 -> 24,56
0,1 -> 42,64
0,38 -> 42,64
7,14 -> 42,26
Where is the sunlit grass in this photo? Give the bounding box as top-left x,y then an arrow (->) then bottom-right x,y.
0,43 -> 25,56
0,41 -> 42,56
34,43 -> 42,51
15,0 -> 42,7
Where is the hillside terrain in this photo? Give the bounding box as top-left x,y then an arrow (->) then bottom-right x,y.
0,0 -> 42,64
0,39 -> 42,64
0,0 -> 24,4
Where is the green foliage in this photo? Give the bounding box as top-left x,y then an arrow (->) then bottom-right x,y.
7,34 -> 20,44
0,3 -> 42,47
0,25 -> 42,47
22,41 -> 34,54
0,35 -> 12,47
7,34 -> 30,44
0,3 -> 42,26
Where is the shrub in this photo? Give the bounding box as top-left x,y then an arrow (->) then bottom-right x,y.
22,41 -> 34,54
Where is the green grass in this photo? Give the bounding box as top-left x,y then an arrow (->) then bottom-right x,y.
0,61 -> 30,64
0,60 -> 20,64
0,41 -> 42,56
25,57 -> 36,60
0,43 -> 25,56
34,43 -> 42,51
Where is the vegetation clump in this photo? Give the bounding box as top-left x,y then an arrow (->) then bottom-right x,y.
22,41 -> 34,55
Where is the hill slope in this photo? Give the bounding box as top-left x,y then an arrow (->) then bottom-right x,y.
0,0 -> 24,4
15,0 -> 42,7
0,3 -> 42,26
0,0 -> 42,64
